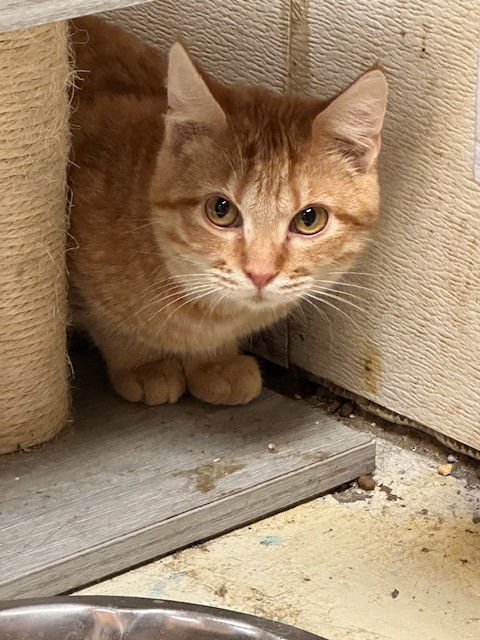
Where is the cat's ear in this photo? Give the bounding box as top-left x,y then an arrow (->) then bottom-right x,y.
313,70 -> 388,171
166,42 -> 227,149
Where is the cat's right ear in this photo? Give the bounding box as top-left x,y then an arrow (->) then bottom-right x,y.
165,42 -> 227,150
313,69 -> 388,171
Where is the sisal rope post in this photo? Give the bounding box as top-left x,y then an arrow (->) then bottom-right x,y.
0,22 -> 70,453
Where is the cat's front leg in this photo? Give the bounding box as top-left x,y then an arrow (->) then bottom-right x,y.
92,327 -> 186,405
184,350 -> 262,406
111,359 -> 186,405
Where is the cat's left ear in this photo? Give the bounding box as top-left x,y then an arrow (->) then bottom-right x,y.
166,42 -> 227,149
313,69 -> 388,171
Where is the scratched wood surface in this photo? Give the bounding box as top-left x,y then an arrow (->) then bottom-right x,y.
0,0 -> 153,31
0,353 -> 374,598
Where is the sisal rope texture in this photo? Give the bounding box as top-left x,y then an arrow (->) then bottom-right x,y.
0,21 -> 70,453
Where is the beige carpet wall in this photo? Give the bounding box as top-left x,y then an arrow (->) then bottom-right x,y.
107,1 -> 480,452
286,1 -> 480,452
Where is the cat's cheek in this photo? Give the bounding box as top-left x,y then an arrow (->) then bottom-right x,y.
202,226 -> 244,261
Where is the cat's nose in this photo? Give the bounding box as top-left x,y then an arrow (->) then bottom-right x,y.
245,271 -> 278,291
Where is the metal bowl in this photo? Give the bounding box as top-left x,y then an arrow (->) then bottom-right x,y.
0,597 -> 327,639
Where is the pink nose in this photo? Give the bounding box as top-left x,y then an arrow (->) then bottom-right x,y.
246,271 -> 277,290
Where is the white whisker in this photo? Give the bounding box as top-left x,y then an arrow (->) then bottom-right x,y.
314,279 -> 377,293
163,287 -> 219,324
148,288 -> 213,323
137,272 -> 210,296
148,275 -> 218,295
309,287 -> 367,303
327,271 -> 382,278
303,293 -> 355,321
180,255 -> 211,268
300,295 -> 333,347
281,292 -> 306,323
168,272 -> 215,280
205,290 -> 230,319
138,283 -> 214,315
120,222 -> 152,235
308,289 -> 366,313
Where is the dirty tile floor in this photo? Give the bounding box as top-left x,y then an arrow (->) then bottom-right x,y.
78,405 -> 480,640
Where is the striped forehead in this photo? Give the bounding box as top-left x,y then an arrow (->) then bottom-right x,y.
231,149 -> 304,224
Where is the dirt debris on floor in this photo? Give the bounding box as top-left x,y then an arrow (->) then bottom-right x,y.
79,433 -> 480,640
437,463 -> 453,476
357,474 -> 376,491
262,363 -> 480,476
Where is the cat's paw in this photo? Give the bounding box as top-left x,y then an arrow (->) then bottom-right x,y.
186,355 -> 262,405
111,359 -> 186,405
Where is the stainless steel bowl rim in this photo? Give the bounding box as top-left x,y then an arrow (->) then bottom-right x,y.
0,596 -> 327,639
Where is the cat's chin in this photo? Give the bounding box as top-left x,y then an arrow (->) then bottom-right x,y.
220,292 -> 295,315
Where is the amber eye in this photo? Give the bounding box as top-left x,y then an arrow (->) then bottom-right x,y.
205,195 -> 240,228
290,205 -> 329,235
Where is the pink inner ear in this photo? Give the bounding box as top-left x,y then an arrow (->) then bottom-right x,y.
313,70 -> 388,171
334,131 -> 382,171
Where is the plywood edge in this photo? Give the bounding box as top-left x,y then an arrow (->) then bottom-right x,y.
0,440 -> 374,598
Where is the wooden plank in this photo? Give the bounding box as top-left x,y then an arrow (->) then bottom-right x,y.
0,354 -> 374,598
0,0 -> 154,32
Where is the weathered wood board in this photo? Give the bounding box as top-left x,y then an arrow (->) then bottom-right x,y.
0,0 -> 153,32
0,354 -> 374,598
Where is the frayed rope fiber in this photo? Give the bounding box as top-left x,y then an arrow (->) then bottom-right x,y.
0,22 -> 70,453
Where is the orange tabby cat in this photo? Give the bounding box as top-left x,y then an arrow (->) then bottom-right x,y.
69,16 -> 387,406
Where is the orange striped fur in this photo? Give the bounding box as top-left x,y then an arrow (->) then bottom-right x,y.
68,16 -> 387,406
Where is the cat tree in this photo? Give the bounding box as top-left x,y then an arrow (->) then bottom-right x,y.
0,0 -> 152,454
0,22 -> 70,454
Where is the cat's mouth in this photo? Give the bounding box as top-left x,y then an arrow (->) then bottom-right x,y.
244,288 -> 293,310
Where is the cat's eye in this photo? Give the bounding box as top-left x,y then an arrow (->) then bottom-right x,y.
205,195 -> 240,228
290,205 -> 329,235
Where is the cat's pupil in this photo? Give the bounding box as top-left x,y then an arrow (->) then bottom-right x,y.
215,198 -> 230,218
302,207 -> 317,227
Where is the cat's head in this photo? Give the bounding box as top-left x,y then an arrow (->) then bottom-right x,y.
150,43 -> 387,315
